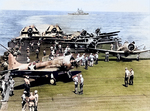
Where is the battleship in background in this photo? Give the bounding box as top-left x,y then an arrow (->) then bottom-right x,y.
68,8 -> 89,15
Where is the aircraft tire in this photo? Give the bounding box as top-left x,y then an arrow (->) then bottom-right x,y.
50,79 -> 55,85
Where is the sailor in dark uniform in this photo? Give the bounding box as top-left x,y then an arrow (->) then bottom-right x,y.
85,55 -> 88,70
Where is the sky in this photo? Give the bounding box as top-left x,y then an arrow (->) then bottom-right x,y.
0,0 -> 149,12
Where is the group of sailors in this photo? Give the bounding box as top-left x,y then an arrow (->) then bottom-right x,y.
72,73 -> 84,94
22,76 -> 39,111
21,90 -> 38,111
0,73 -> 15,101
75,52 -> 99,70
124,68 -> 134,87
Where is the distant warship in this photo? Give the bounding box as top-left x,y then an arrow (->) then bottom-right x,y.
68,8 -> 89,15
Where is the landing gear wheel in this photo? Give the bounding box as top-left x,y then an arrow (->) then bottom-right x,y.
50,79 -> 55,85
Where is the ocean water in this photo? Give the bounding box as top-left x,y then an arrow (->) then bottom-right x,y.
0,10 -> 149,55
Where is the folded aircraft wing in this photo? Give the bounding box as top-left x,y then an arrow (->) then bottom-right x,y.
100,31 -> 120,35
96,41 -> 115,45
60,42 -> 90,45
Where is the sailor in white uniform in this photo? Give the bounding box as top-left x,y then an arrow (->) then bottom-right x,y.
129,68 -> 134,85
73,75 -> 78,94
81,53 -> 85,66
125,67 -> 130,87
79,74 -> 84,94
89,53 -> 94,66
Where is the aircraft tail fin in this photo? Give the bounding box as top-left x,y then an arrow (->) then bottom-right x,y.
8,53 -> 22,70
115,41 -> 120,50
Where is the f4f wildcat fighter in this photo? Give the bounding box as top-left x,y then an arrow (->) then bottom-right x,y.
89,41 -> 150,60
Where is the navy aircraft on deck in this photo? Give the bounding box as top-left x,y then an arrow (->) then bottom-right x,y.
0,44 -> 80,84
42,27 -> 92,43
89,41 -> 150,60
15,25 -> 41,40
60,36 -> 116,53
94,28 -> 121,42
6,53 -> 80,84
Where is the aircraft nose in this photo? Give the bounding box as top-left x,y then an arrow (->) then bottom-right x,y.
128,43 -> 135,51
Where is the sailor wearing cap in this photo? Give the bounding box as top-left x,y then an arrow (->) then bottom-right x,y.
21,91 -> 27,111
125,67 -> 130,87
105,52 -> 109,62
58,44 -> 62,53
1,79 -> 6,100
81,53 -> 85,66
95,52 -> 99,64
24,76 -> 30,97
27,57 -> 30,64
89,53 -> 94,67
79,74 -> 84,94
28,92 -> 35,111
85,55 -> 88,70
129,68 -> 134,85
73,74 -> 79,94
34,90 -> 39,111
9,76 -> 15,96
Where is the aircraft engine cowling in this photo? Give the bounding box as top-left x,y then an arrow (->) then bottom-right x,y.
51,28 -> 57,33
27,28 -> 33,37
128,43 -> 135,51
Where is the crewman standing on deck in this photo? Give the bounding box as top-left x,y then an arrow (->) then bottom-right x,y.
21,91 -> 28,111
79,74 -> 84,94
9,76 -> 15,96
26,46 -> 30,57
105,52 -> 109,62
28,92 -> 35,111
85,55 -> 88,70
43,49 -> 46,56
36,49 -> 39,59
89,53 -> 94,66
129,68 -> 134,85
27,56 -> 30,64
95,52 -> 99,64
125,67 -> 130,87
73,74 -> 79,94
24,76 -> 30,97
34,90 -> 39,111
